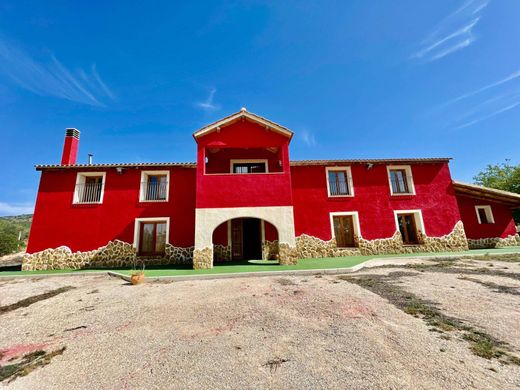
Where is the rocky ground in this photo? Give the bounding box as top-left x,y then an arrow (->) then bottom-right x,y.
1,254 -> 519,389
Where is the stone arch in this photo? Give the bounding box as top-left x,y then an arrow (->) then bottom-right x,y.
193,206 -> 298,269
212,218 -> 280,263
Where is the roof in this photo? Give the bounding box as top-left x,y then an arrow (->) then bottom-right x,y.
35,162 -> 196,171
453,181 -> 520,208
36,158 -> 451,171
290,157 -> 451,166
192,108 -> 293,140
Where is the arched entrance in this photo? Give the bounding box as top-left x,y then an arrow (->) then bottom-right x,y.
193,206 -> 298,269
212,218 -> 279,263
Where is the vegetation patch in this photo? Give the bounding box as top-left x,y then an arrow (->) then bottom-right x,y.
0,347 -> 66,383
458,276 -> 520,296
338,272 -> 519,364
0,286 -> 76,315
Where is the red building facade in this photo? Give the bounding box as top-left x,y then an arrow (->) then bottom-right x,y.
24,109 -> 520,270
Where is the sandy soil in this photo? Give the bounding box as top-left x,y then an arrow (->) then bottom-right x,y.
1,258 -> 519,389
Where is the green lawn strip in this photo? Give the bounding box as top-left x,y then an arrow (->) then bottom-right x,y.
1,246 -> 519,278
118,256 -> 371,277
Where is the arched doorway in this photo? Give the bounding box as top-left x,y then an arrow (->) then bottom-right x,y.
193,206 -> 297,269
212,218 -> 279,262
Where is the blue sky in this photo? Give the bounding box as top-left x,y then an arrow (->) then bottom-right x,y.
1,0 -> 519,216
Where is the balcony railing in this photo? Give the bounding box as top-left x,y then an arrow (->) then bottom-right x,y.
141,181 -> 168,201
75,182 -> 103,204
329,179 -> 351,196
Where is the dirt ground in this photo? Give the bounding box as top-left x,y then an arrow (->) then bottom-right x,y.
1,255 -> 520,389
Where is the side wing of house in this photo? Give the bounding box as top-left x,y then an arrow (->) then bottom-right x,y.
453,181 -> 520,248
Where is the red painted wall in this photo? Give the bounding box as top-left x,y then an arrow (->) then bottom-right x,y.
291,163 -> 461,241
205,148 -> 283,174
456,195 -> 517,239
27,167 -> 196,253
195,120 -> 293,208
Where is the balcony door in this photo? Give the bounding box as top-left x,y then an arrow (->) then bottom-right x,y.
139,221 -> 167,256
231,160 -> 267,174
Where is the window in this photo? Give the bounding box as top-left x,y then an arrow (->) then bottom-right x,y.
330,212 -> 360,248
134,217 -> 169,256
394,210 -> 424,245
326,167 -> 354,197
475,205 -> 494,224
387,165 -> 415,195
140,171 -> 169,202
73,172 -> 106,204
230,160 -> 268,174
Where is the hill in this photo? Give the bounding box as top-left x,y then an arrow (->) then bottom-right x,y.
0,214 -> 33,256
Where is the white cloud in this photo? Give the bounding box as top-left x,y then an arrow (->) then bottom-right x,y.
300,129 -> 317,146
411,0 -> 490,62
0,202 -> 34,216
0,37 -> 115,106
196,87 -> 220,111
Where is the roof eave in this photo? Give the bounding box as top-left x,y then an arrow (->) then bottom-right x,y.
192,110 -> 293,140
453,181 -> 520,209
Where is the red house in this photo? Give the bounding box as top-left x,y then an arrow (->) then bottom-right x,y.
24,109 -> 520,270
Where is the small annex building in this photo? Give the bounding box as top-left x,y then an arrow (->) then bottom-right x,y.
24,109 -> 520,270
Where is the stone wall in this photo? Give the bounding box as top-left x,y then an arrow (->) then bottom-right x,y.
262,240 -> 279,260
214,244 -> 232,263
468,235 -> 520,249
164,244 -> 193,265
22,240 -> 197,271
278,243 -> 298,265
193,247 -> 213,269
296,221 -> 469,258
22,240 -> 136,271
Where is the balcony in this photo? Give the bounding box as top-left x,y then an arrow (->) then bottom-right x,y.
74,182 -> 103,204
140,181 -> 168,202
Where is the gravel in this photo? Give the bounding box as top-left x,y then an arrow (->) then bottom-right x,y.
1,258 -> 519,389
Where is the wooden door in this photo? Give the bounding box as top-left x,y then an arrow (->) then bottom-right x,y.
333,215 -> 355,247
139,221 -> 167,255
397,214 -> 418,244
231,219 -> 243,260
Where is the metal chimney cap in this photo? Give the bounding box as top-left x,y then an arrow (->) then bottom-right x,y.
65,128 -> 80,139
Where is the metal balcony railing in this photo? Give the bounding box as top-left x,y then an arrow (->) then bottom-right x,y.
329,179 -> 351,196
76,182 -> 103,204
141,181 -> 168,201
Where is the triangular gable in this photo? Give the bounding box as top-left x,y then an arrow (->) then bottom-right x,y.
193,108 -> 293,140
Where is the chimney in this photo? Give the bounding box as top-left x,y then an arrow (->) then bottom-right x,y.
61,128 -> 80,165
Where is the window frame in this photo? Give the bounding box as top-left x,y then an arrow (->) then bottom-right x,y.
229,159 -> 269,174
475,205 -> 495,224
139,170 -> 170,202
133,217 -> 170,254
325,166 -> 354,198
329,211 -> 361,248
393,209 -> 425,245
387,165 -> 415,196
73,172 -> 106,204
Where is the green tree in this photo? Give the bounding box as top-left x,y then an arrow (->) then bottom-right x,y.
0,222 -> 19,256
473,160 -> 520,224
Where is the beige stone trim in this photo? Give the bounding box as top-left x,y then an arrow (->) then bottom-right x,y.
468,235 -> 520,249
297,221 -> 468,258
194,206 -> 296,250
